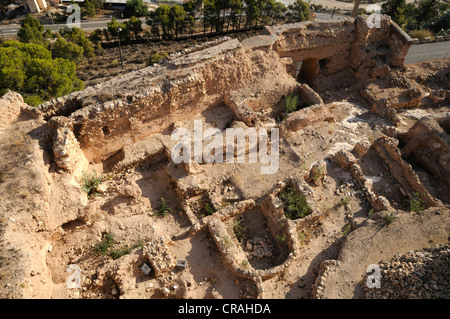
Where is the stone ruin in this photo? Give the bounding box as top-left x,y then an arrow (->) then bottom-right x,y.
0,14 -> 449,299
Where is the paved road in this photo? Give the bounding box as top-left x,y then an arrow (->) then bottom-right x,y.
405,41 -> 450,64
0,18 -> 147,37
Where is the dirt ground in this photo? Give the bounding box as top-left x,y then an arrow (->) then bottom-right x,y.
0,36 -> 449,299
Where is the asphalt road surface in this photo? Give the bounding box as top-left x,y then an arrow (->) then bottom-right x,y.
404,41 -> 450,64
0,18 -> 145,37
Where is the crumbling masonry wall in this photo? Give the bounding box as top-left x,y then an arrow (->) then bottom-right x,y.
24,15 -> 412,172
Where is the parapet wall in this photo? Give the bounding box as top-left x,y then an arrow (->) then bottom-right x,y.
27,15 -> 411,169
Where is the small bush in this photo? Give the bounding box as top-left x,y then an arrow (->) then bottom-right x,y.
198,198 -> 216,217
383,212 -> 397,225
408,29 -> 434,41
233,217 -> 247,242
95,233 -> 133,259
285,94 -> 299,114
146,52 -> 168,66
109,246 -> 131,260
155,197 -> 171,217
409,192 -> 425,212
81,170 -> 103,198
341,223 -> 351,236
110,59 -> 119,68
278,186 -> 311,220
95,233 -> 114,256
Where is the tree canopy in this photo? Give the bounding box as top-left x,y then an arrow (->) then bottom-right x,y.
0,40 -> 84,106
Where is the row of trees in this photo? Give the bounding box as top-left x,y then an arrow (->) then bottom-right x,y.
382,0 -> 449,34
147,0 -> 310,39
86,0 -> 311,42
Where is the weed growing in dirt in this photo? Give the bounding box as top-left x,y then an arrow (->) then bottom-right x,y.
312,165 -> 326,183
285,94 -> 298,114
233,217 -> 247,242
340,196 -> 350,207
109,246 -> 131,260
341,223 -> 352,236
81,170 -> 103,198
198,198 -> 216,217
298,230 -> 309,246
95,233 -> 136,260
95,233 -> 115,256
278,186 -> 311,220
383,212 -> 397,225
409,192 -> 425,212
155,197 -> 172,217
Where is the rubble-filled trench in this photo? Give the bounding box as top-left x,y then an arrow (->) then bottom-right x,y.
0,15 -> 449,299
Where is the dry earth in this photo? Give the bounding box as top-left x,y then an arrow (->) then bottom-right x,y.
0,15 -> 449,299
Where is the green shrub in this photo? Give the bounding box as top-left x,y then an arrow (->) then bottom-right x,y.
155,197 -> 171,217
95,233 -> 114,255
198,198 -> 216,217
146,52 -> 168,66
278,186 -> 311,220
408,29 -> 434,40
409,192 -> 425,212
233,217 -> 247,242
109,246 -> 131,260
95,233 -> 132,259
81,170 -> 103,198
285,94 -> 298,114
341,223 -> 351,236
383,212 -> 397,225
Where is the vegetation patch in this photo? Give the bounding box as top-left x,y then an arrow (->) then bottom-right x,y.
95,233 -> 143,260
409,192 -> 425,212
81,170 -> 103,199
233,217 -> 248,242
155,197 -> 172,217
190,196 -> 216,218
278,186 -> 312,220
383,212 -> 397,225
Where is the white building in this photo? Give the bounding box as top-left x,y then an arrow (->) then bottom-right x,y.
25,0 -> 48,13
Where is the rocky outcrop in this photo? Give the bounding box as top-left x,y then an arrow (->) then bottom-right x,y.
400,117 -> 450,186
373,137 -> 438,207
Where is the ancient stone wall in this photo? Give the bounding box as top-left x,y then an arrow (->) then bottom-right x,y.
25,15 -> 411,170
401,117 -> 450,185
